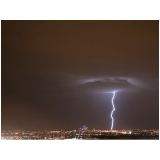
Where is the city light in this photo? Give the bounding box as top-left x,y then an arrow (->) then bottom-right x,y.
1,129 -> 159,140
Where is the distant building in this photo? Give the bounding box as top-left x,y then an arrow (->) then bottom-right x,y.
79,125 -> 88,131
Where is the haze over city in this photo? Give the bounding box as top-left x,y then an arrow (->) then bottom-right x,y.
1,20 -> 159,131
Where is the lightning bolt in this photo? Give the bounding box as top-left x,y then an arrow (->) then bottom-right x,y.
111,92 -> 115,130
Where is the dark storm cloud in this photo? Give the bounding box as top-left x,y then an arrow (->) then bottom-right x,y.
78,77 -> 136,93
60,73 -> 158,94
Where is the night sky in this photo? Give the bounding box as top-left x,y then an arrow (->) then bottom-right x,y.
1,20 -> 159,131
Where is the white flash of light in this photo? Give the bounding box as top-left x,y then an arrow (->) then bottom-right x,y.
111,92 -> 115,130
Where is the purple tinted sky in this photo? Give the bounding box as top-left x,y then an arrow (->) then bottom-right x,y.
1,20 -> 159,131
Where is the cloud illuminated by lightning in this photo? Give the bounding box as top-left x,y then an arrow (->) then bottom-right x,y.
111,92 -> 115,130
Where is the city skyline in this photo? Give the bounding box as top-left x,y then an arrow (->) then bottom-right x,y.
1,20 -> 159,131
2,128 -> 159,140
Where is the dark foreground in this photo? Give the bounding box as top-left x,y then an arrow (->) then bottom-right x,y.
84,134 -> 159,140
